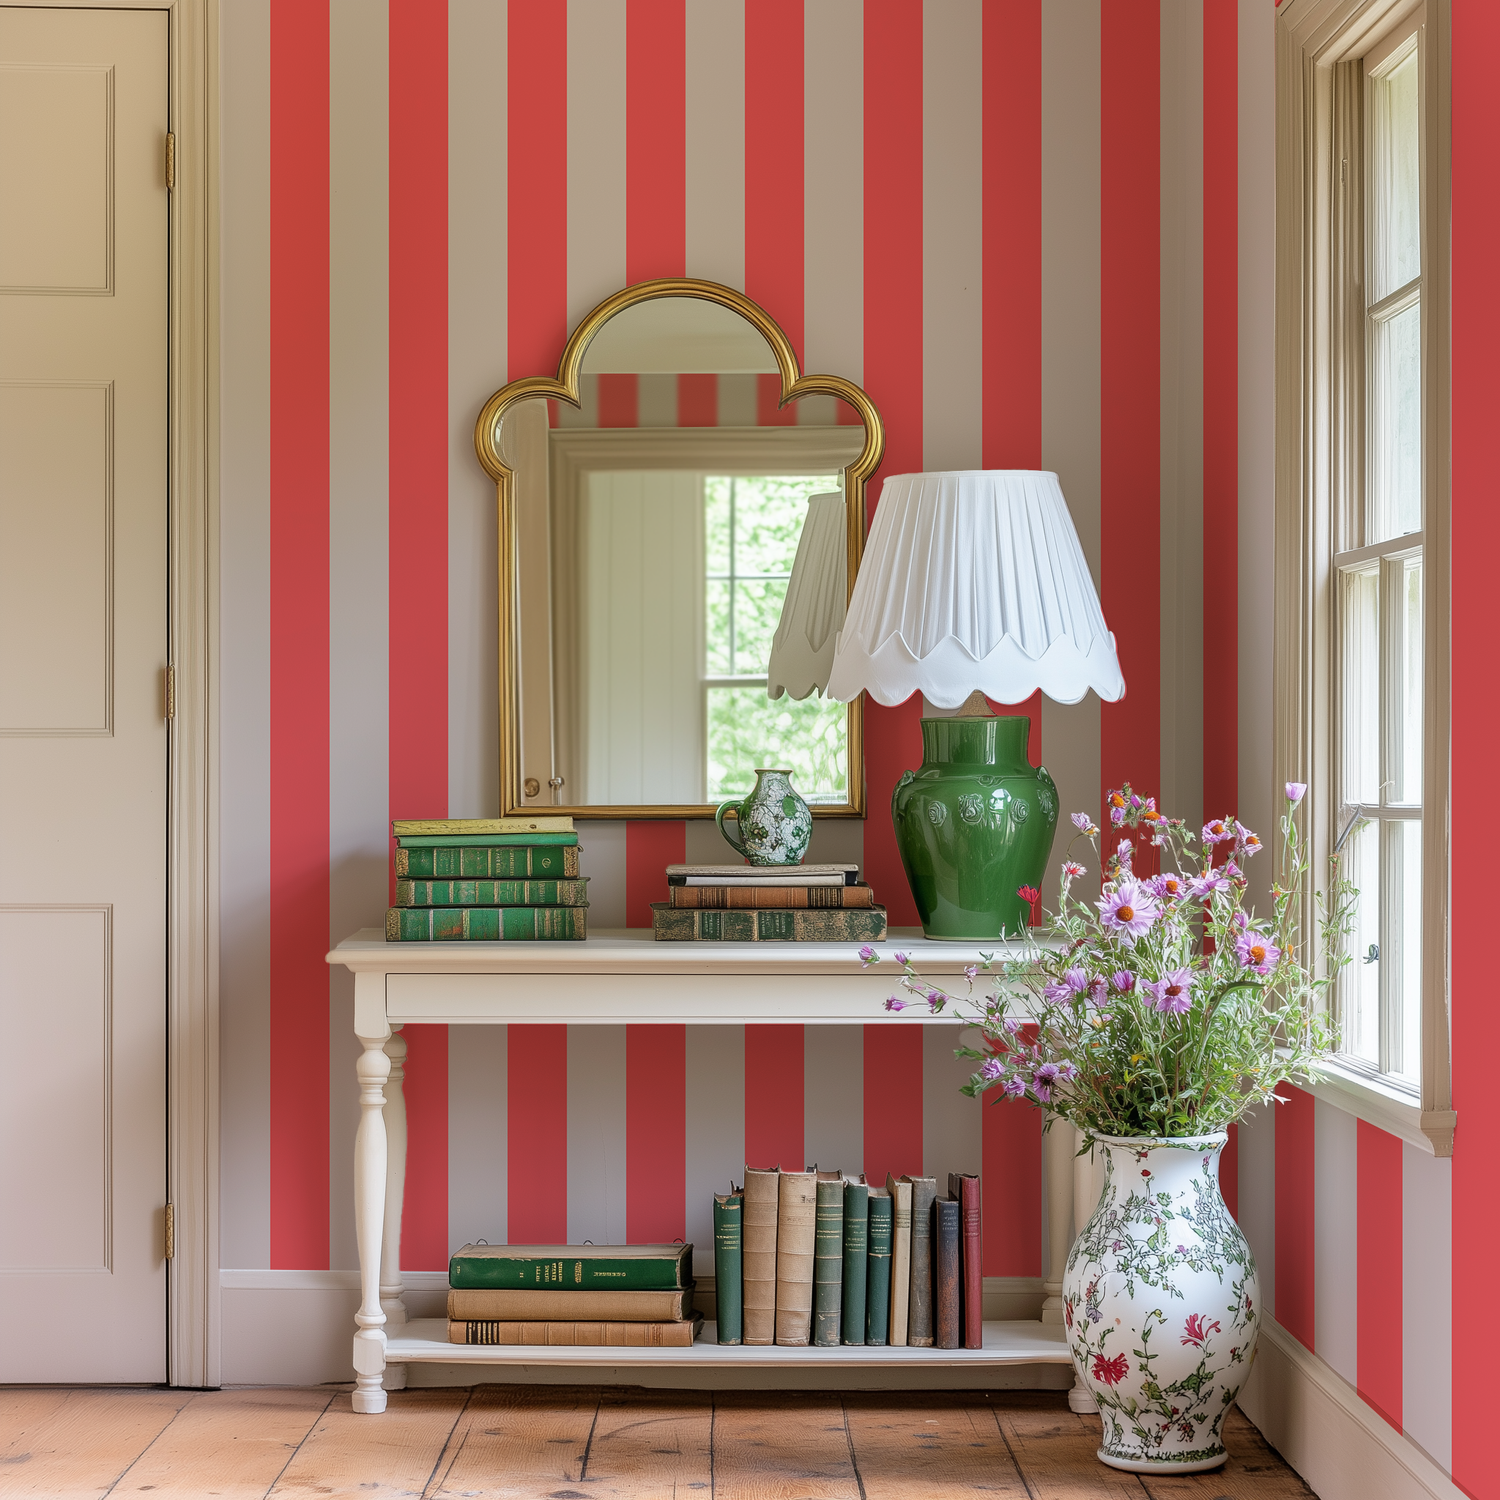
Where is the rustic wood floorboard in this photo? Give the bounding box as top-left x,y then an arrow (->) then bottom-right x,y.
1135,1411 -> 1315,1500
708,1391 -> 862,1500
842,1392 -> 1032,1500
991,1396 -> 1150,1500
578,1389 -> 714,1498
424,1383 -> 602,1499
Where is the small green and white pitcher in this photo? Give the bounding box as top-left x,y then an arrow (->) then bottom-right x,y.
715,769 -> 813,866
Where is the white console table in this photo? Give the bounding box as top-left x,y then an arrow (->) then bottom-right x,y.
327,928 -> 1094,1415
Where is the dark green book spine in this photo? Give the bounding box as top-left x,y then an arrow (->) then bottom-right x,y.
449,1254 -> 686,1290
813,1181 -> 845,1347
865,1193 -> 893,1347
841,1183 -> 869,1346
394,877 -> 590,907
651,903 -> 888,942
713,1193 -> 743,1345
907,1177 -> 938,1346
396,831 -> 579,849
396,844 -> 582,879
385,906 -> 587,941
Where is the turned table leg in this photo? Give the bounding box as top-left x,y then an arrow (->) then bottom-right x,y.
352,985 -> 391,1414
379,1027 -> 409,1391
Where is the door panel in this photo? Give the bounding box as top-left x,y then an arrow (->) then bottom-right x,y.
0,7 -> 168,1382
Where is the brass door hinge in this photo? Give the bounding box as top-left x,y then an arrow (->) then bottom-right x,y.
165,132 -> 175,191
164,1202 -> 175,1260
165,664 -> 176,720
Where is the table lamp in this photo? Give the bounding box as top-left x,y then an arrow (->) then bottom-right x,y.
825,470 -> 1125,939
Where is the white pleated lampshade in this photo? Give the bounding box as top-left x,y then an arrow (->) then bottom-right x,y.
766,491 -> 846,701
825,470 -> 1125,709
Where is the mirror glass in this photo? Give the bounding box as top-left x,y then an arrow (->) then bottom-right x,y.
502,294 -> 869,811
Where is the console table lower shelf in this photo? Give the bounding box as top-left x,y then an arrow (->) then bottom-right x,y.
384,1318 -> 1071,1370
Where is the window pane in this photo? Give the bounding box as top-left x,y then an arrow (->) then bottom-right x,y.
1397,554 -> 1424,802
1341,567 -> 1381,805
732,578 -> 791,677
1391,817 -> 1422,1083
706,685 -> 848,803
1370,299 -> 1422,542
1343,817 -> 1381,1065
1370,45 -> 1420,303
704,475 -> 731,577
704,578 -> 733,675
730,476 -> 836,577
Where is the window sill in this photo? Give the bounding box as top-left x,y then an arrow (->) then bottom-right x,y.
1293,1056 -> 1455,1156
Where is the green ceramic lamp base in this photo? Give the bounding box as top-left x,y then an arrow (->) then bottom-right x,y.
890,709 -> 1059,941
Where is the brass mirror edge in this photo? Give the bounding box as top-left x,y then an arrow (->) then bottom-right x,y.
476,278 -> 883,822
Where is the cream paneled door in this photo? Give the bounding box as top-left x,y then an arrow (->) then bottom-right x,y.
0,8 -> 168,1379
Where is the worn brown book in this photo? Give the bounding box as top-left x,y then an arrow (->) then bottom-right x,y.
904,1176 -> 938,1346
669,884 -> 876,909
949,1172 -> 983,1349
447,1287 -> 695,1322
775,1169 -> 818,1346
742,1166 -> 781,1346
885,1174 -> 912,1346
934,1197 -> 962,1350
448,1317 -> 702,1347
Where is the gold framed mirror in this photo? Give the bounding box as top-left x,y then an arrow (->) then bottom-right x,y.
474,278 -> 884,820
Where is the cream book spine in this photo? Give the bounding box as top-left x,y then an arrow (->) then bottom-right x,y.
885,1172 -> 913,1346
774,1169 -> 818,1346
742,1166 -> 781,1346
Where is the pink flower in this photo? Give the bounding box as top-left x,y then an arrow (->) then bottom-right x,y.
1063,860 -> 1086,880
1110,969 -> 1137,993
1187,869 -> 1227,900
1017,885 -> 1040,904
980,1058 -> 1004,1081
884,997 -> 908,1012
1286,782 -> 1307,803
1145,969 -> 1195,1014
1202,818 -> 1234,845
1001,1075 -> 1027,1099
1092,1352 -> 1130,1386
859,945 -> 879,966
1150,872 -> 1186,901
1116,838 -> 1134,867
1235,931 -> 1282,975
1086,975 -> 1109,1008
1109,806 -> 1126,827
1235,821 -> 1263,857
1071,811 -> 1099,836
1181,1313 -> 1222,1348
963,964 -> 979,980
893,951 -> 910,965
1097,880 -> 1161,941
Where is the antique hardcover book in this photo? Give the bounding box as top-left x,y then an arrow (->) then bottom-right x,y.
934,1197 -> 962,1350
668,883 -> 875,909
395,843 -> 581,880
812,1174 -> 845,1347
840,1180 -> 869,1346
650,904 -> 886,943
774,1170 -> 818,1346
905,1176 -> 938,1346
448,1243 -> 691,1291
949,1172 -> 983,1349
393,816 -> 574,836
447,1286 -> 695,1322
885,1173 -> 913,1346
713,1189 -> 744,1345
667,863 -> 859,886
448,1318 -> 703,1347
742,1166 -> 780,1345
385,907 -> 587,942
395,832 -> 579,849
865,1188 -> 892,1347
394,878 -> 589,908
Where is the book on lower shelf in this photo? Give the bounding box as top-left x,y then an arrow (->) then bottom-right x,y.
812,1174 -> 844,1348
949,1171 -> 984,1350
904,1176 -> 938,1347
741,1167 -> 780,1346
650,904 -> 886,943
934,1198 -> 962,1350
448,1318 -> 703,1347
774,1170 -> 817,1347
448,1243 -> 692,1291
713,1188 -> 744,1346
446,1287 -> 696,1322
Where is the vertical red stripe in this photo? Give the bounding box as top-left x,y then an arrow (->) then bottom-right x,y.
862,1026 -> 923,1187
626,1025 -> 687,1241
1273,1084 -> 1316,1349
744,0 -> 804,356
397,1025 -> 448,1269
268,0 -> 330,1271
678,373 -> 718,427
1452,3 -> 1498,1480
745,1024 -> 804,1168
862,1 -> 925,928
1356,1120 -> 1403,1429
625,820 -> 686,928
508,7 -> 566,375
597,373 -> 640,428
1220,1121 -> 1239,1221
756,373 -> 796,426
1098,5 -> 1161,822
626,0 -> 686,282
1202,4 -> 1239,821
982,1097 -> 1041,1276
506,1025 -> 568,1242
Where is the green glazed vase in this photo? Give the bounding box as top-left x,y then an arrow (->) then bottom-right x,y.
891,715 -> 1059,940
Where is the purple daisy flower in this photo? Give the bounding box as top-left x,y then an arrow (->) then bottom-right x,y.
1235,931 -> 1282,975
1145,968 -> 1195,1014
1097,879 -> 1161,941
859,945 -> 879,966
1035,1062 -> 1061,1087
1150,872 -> 1186,901
1286,782 -> 1307,803
1202,818 -> 1234,845
1071,811 -> 1097,833
1110,969 -> 1137,993
1001,1075 -> 1027,1099
1086,975 -> 1109,1008
885,997 -> 908,1012
893,951 -> 910,965
1033,1082 -> 1054,1103
1109,806 -> 1126,827
980,1058 -> 1004,1081
1187,869 -> 1227,900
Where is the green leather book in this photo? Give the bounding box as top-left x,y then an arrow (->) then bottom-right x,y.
651,904 -> 887,942
840,1182 -> 869,1346
865,1189 -> 893,1347
385,906 -> 587,941
449,1242 -> 691,1290
713,1190 -> 743,1345
396,831 -> 579,849
394,877 -> 589,908
813,1177 -> 845,1347
905,1176 -> 938,1347
395,844 -> 582,879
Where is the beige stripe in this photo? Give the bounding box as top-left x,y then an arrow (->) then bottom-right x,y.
922,1025 -> 982,1181
637,372 -> 679,427
218,0 -> 273,1273
686,0 -> 746,290
567,1025 -> 628,1246
922,0 -> 983,472
1158,0 -> 1204,831
568,0 -> 627,333
448,0 -> 507,818
803,0 -> 862,381
327,0 -> 390,1271
685,1025 -> 746,1279
449,1025 -> 508,1249
804,1027 -> 863,1176
1039,0 -> 1102,902
717,372 -> 758,427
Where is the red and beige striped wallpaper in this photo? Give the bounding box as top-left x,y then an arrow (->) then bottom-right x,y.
218,1 -> 1470,1486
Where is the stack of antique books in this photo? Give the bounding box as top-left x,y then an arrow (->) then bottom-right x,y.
651,863 -> 887,942
385,816 -> 588,941
445,1243 -> 701,1346
711,1168 -> 982,1349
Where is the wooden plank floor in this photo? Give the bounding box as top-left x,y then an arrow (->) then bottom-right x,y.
0,1386 -> 1314,1500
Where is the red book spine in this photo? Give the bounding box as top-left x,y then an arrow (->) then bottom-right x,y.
959,1174 -> 983,1349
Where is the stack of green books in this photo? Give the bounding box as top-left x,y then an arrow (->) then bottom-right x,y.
385,817 -> 588,941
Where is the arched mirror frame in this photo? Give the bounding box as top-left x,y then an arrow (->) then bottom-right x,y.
474,277 -> 885,821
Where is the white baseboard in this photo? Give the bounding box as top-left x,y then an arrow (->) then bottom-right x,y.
1238,1316 -> 1460,1500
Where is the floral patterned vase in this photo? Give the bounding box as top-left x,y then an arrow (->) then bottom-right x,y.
715,769 -> 813,866
1062,1132 -> 1258,1473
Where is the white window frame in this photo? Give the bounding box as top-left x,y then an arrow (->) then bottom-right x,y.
1275,0 -> 1453,1154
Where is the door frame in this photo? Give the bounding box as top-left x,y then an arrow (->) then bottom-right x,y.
11,0 -> 222,1387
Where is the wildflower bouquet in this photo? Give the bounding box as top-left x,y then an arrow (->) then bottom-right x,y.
865,783 -> 1356,1139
